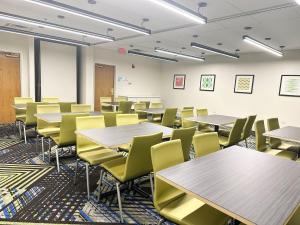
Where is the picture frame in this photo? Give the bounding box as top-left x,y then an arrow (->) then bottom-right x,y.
173,74 -> 186,90
234,75 -> 255,94
200,74 -> 216,91
279,75 -> 300,97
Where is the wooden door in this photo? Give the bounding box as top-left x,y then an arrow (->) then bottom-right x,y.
94,64 -> 115,111
0,52 -> 21,123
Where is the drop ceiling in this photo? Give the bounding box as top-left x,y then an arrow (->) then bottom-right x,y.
1,0 -> 300,60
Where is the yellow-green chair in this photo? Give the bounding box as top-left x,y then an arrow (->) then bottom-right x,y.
115,96 -> 128,102
118,101 -> 133,114
183,107 -> 194,110
133,103 -> 148,122
196,108 -> 214,133
14,97 -> 33,137
50,113 -> 89,172
71,104 -> 91,113
116,114 -> 139,126
181,109 -> 195,128
255,120 -> 296,160
74,116 -> 122,199
100,96 -> 113,112
287,206 -> 300,225
140,101 -> 150,109
151,139 -> 230,225
193,132 -> 220,158
171,127 -> 196,161
150,102 -> 163,109
36,104 -> 61,161
103,112 -> 118,127
218,118 -> 247,148
59,102 -> 76,113
99,132 -> 163,223
42,97 -> 59,103
241,115 -> 257,147
161,108 -> 177,128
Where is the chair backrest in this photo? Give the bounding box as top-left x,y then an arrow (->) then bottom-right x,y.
193,132 -> 220,158
25,102 -> 47,126
151,140 -> 185,211
255,120 -> 268,152
171,127 -> 196,161
227,118 -> 247,146
197,108 -> 208,116
42,97 -> 59,103
71,104 -> 91,113
140,101 -> 150,109
115,96 -> 128,102
116,114 -> 139,126
100,96 -> 112,104
133,103 -> 146,111
183,107 -> 194,110
59,113 -> 89,147
118,101 -> 133,114
14,97 -> 33,104
267,118 -> 282,148
241,115 -> 257,140
59,102 -> 76,113
161,108 -> 177,127
76,116 -> 105,154
123,132 -> 163,181
103,112 -> 118,127
181,109 -> 194,118
37,104 -> 61,129
150,102 -> 163,109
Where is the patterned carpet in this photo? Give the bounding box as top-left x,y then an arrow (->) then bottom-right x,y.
0,124 -> 256,225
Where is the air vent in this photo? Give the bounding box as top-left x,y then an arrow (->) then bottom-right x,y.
4,23 -> 29,30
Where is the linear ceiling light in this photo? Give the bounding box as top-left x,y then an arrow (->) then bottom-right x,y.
295,0 -> 300,5
191,42 -> 239,59
22,0 -> 151,35
0,26 -> 90,46
147,0 -> 207,24
155,48 -> 205,62
128,50 -> 178,62
0,12 -> 114,42
243,35 -> 283,57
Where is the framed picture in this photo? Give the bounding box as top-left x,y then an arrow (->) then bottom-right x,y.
173,74 -> 186,90
200,74 -> 216,91
279,75 -> 300,97
234,75 -> 255,94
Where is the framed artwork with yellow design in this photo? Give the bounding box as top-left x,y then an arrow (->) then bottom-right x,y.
234,75 -> 254,94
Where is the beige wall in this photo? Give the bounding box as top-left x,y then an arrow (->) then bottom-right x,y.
161,50 -> 300,126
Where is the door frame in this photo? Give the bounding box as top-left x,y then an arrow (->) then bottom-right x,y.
94,63 -> 116,108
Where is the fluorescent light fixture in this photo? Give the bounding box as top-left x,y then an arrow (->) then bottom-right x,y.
147,0 -> 207,24
295,0 -> 300,5
243,35 -> 283,57
0,12 -> 114,42
0,26 -> 90,46
128,50 -> 178,62
22,0 -> 151,35
191,42 -> 239,59
155,48 -> 205,62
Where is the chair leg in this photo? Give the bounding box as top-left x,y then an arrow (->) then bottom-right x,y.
85,163 -> 90,200
23,124 -> 27,144
36,134 -> 39,151
97,169 -> 104,202
18,121 -> 22,138
245,139 -> 248,148
158,218 -> 165,225
41,137 -> 44,161
116,182 -> 124,223
48,139 -> 52,163
74,158 -> 80,185
55,147 -> 60,173
149,172 -> 154,202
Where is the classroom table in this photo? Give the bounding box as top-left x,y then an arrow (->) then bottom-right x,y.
102,102 -> 119,112
35,112 -> 101,123
76,122 -> 173,148
264,126 -> 300,144
157,146 -> 300,225
185,114 -> 238,132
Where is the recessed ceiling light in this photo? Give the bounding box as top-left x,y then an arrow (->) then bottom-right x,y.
244,26 -> 252,30
130,44 -> 134,48
156,40 -> 161,43
193,34 -> 199,38
265,37 -> 271,41
181,47 -> 186,50
217,42 -> 223,46
295,0 -> 300,5
57,15 -> 65,19
88,0 -> 97,4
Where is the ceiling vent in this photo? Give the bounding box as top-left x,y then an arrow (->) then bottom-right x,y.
4,22 -> 29,30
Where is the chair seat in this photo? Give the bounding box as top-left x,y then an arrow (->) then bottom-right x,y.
218,135 -> 229,146
50,135 -> 60,145
265,148 -> 297,160
101,157 -> 127,182
37,127 -> 60,137
277,142 -> 300,151
16,114 -> 26,120
79,148 -> 122,165
139,119 -> 149,123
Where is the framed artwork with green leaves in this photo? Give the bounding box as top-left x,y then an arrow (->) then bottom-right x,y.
200,74 -> 216,91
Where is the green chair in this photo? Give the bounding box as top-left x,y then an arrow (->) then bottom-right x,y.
115,96 -> 128,102
193,132 -> 220,158
287,206 -> 300,225
151,139 -> 229,225
183,107 -> 194,110
14,97 -> 33,137
71,104 -> 91,113
42,97 -> 59,103
74,116 -> 122,199
171,127 -> 196,161
116,114 -> 139,126
161,108 -> 177,128
118,101 -> 133,114
196,108 -> 214,133
99,132 -> 163,223
50,113 -> 89,172
140,101 -> 150,109
150,102 -> 163,109
241,115 -> 257,147
59,102 -> 76,113
181,109 -> 195,128
133,103 -> 148,121
103,112 -> 118,127
218,118 -> 247,148
100,96 -> 113,112
255,120 -> 296,160
36,104 -> 61,161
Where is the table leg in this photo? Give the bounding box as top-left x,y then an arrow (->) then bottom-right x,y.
113,105 -> 117,112
214,125 -> 219,132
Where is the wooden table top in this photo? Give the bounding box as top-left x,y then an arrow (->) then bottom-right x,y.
76,122 -> 173,148
264,126 -> 300,144
157,146 -> 300,225
35,112 -> 101,123
185,114 -> 238,126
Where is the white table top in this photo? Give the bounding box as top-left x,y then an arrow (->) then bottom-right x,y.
264,126 -> 300,144
185,114 -> 238,126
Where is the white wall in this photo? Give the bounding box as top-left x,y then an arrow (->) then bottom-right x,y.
161,50 -> 300,126
40,41 -> 77,102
